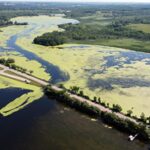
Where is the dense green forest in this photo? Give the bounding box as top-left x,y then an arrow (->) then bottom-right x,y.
33,22 -> 150,46
33,31 -> 65,46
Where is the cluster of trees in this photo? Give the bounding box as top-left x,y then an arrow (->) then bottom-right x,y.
62,22 -> 150,41
10,64 -> 27,73
101,112 -> 150,141
103,22 -> 150,41
33,21 -> 150,47
54,85 -> 150,126
33,31 -> 65,46
14,21 -> 28,25
0,17 -> 28,27
0,58 -> 15,64
0,58 -> 33,74
45,85 -> 150,141
33,24 -> 102,46
0,16 -> 13,26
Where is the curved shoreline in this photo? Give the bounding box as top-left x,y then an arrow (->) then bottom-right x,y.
7,35 -> 69,83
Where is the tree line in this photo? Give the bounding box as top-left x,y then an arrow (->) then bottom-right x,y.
33,22 -> 150,46
0,58 -> 33,74
45,85 -> 150,142
0,18 -> 28,27
33,31 -> 65,46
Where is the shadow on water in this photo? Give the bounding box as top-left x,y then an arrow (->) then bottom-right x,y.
7,35 -> 69,84
0,88 -> 31,109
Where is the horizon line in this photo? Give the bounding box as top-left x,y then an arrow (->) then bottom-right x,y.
1,1 -> 150,4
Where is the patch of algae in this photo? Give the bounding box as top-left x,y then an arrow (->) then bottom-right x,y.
0,75 -> 43,117
0,51 -> 50,81
5,15 -> 150,117
17,36 -> 150,117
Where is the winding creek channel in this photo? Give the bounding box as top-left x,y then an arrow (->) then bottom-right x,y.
7,35 -> 69,83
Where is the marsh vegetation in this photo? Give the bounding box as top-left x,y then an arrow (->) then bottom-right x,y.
0,2 -> 150,148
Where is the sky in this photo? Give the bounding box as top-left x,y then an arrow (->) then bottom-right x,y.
1,0 -> 150,3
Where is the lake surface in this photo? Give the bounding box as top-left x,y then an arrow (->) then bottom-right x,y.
0,88 -> 30,109
0,89 -> 148,150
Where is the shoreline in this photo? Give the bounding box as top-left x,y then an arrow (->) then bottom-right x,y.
45,85 -> 150,142
0,62 -> 149,142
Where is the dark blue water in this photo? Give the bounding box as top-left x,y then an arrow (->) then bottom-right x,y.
0,94 -> 148,150
0,88 -> 31,109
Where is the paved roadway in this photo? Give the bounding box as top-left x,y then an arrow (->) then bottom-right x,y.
0,64 -> 138,124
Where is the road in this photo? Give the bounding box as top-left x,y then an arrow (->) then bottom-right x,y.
0,64 -> 138,124
0,64 -> 48,86
69,94 -> 138,123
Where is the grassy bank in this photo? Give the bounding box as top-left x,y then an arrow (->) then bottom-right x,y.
127,24 -> 150,34
0,54 -> 50,81
45,85 -> 150,142
0,25 -> 26,47
0,23 -> 50,81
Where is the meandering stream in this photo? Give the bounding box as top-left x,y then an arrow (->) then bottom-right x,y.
7,35 -> 69,83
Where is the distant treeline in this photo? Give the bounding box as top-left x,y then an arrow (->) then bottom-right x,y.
0,17 -> 28,26
33,22 -> 150,46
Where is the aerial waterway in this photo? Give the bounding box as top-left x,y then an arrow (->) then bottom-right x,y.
0,15 -> 149,150
7,35 -> 69,83
6,16 -> 79,83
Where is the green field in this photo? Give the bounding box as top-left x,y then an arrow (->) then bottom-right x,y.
73,38 -> 150,53
127,23 -> 150,33
79,11 -> 112,26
